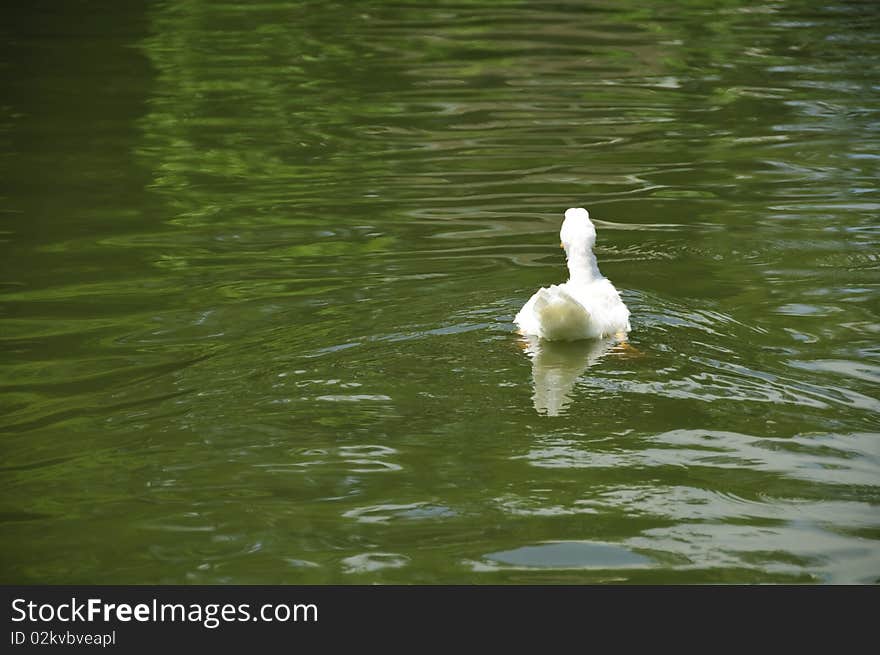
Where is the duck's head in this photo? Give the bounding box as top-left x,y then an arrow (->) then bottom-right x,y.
560,207 -> 596,253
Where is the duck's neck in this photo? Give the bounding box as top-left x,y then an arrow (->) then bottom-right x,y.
566,245 -> 601,284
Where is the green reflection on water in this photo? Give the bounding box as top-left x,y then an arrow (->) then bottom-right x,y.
1,0 -> 878,584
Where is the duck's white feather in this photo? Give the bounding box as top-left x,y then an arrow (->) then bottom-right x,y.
515,208 -> 631,341
514,285 -> 592,341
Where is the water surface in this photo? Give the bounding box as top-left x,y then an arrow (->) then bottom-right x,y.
2,0 -> 879,583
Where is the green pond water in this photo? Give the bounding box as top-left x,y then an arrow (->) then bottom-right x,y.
2,0 -> 879,584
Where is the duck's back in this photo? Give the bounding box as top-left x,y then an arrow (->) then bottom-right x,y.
569,278 -> 631,338
515,284 -> 591,341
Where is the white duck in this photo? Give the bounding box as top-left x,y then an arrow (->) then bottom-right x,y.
514,208 -> 631,341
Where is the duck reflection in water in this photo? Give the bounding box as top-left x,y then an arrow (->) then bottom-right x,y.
520,335 -> 616,416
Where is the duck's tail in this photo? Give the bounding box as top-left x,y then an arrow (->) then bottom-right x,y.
533,286 -> 592,341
